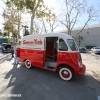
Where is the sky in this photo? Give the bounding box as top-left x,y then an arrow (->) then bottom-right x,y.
0,0 -> 100,33
0,0 -> 6,29
44,0 -> 100,31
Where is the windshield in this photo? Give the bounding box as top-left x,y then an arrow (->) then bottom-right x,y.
80,48 -> 86,51
67,39 -> 78,51
2,43 -> 7,46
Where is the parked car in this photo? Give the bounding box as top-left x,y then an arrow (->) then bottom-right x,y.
79,47 -> 87,53
2,43 -> 12,53
1,43 -> 7,47
91,47 -> 100,54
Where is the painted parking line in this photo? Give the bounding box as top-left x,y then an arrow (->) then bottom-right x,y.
97,96 -> 100,100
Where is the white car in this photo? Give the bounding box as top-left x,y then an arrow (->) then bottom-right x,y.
91,47 -> 100,54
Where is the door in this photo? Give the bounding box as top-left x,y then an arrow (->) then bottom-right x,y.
44,37 -> 58,69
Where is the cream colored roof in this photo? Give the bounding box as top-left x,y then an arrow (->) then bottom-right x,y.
23,33 -> 73,40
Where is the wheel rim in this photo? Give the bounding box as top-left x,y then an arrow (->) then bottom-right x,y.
25,60 -> 31,68
59,68 -> 72,81
61,70 -> 70,78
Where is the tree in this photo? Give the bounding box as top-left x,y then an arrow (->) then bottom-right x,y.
36,7 -> 58,33
2,32 -> 8,37
0,29 -> 3,36
22,25 -> 30,36
32,21 -> 44,34
26,0 -> 44,34
75,35 -> 83,46
24,29 -> 30,36
2,6 -> 19,41
58,0 -> 100,36
5,0 -> 44,34
4,0 -> 25,39
5,0 -> 57,34
8,38 -> 13,43
45,11 -> 58,32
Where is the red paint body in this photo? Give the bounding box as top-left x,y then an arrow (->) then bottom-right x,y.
18,48 -> 86,76
16,48 -> 20,57
57,52 -> 85,76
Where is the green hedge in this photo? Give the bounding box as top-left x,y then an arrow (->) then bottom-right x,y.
85,46 -> 96,49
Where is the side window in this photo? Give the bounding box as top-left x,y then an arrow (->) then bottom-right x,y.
59,38 -> 68,51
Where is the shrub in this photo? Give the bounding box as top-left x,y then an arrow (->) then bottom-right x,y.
85,45 -> 96,49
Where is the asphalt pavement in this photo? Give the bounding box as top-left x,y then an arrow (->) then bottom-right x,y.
0,50 -> 100,100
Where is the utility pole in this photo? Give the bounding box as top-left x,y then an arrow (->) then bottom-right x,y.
22,25 -> 28,36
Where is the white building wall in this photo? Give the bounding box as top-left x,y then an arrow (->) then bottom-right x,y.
60,24 -> 100,47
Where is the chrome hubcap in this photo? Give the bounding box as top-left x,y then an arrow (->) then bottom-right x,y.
63,71 -> 69,76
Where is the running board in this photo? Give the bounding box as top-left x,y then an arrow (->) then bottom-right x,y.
44,62 -> 57,70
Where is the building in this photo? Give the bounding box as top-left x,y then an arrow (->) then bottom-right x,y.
59,24 -> 100,47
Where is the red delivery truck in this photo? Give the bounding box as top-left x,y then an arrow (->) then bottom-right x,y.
17,33 -> 86,81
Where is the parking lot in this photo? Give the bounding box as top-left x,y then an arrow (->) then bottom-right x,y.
0,50 -> 100,100
82,52 -> 100,77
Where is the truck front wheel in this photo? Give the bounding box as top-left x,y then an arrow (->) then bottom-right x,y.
59,67 -> 73,81
25,59 -> 32,69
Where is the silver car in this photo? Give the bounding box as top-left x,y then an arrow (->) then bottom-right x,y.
91,47 -> 100,54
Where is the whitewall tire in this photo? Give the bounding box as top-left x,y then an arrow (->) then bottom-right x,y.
59,67 -> 73,81
25,59 -> 32,69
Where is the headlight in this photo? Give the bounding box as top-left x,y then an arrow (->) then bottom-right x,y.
78,54 -> 82,68
78,62 -> 81,66
78,61 -> 82,68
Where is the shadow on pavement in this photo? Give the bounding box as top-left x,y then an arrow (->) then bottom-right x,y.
1,64 -> 100,100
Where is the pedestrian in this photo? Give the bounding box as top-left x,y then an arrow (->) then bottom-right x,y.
16,47 -> 20,64
11,45 -> 14,58
13,42 -> 18,65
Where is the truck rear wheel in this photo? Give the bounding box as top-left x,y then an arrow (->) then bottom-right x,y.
59,67 -> 73,81
25,59 -> 32,69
